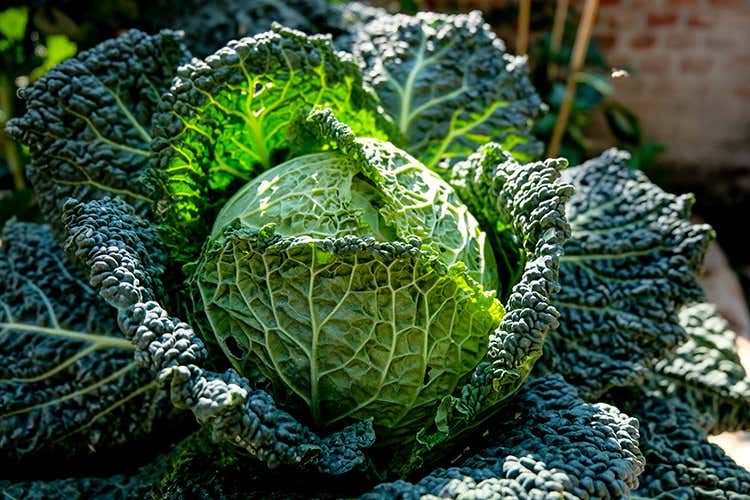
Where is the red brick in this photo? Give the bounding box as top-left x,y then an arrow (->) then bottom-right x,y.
630,34 -> 657,49
648,12 -> 679,27
687,14 -> 711,28
596,34 -> 617,50
603,10 -> 638,29
710,0 -> 739,5
736,85 -> 750,98
599,0 -> 621,5
669,0 -> 697,4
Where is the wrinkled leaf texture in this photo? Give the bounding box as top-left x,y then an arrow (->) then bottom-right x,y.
0,221 -> 167,459
343,7 -> 545,169
151,25 -> 393,262
622,390 -> 750,499
193,126 -> 503,439
364,375 -> 644,499
542,149 -> 713,398
62,196 -> 376,474
5,29 -> 191,240
646,303 -> 750,434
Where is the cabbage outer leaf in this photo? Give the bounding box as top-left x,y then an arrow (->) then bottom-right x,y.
0,474 -> 152,500
150,0 -> 347,58
378,141 -> 574,474
152,25 -> 393,261
364,375 -> 645,499
0,221 -> 166,458
5,30 -> 190,238
543,149 -> 714,398
622,390 -> 750,498
445,143 -> 573,417
195,225 -> 501,436
646,303 -> 750,434
345,9 -> 545,168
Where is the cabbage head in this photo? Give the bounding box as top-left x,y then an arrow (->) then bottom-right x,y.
192,136 -> 504,441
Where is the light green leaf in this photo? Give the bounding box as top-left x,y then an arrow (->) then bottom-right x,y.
0,7 -> 28,43
152,25 -> 393,262
192,114 -> 502,440
195,225 -> 501,439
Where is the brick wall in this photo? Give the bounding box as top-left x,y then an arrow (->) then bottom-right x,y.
591,0 -> 750,178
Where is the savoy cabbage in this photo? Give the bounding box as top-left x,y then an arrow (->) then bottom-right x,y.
1,2 -> 748,498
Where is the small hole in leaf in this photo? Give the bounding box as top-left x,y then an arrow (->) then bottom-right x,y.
224,336 -> 245,359
423,366 -> 432,384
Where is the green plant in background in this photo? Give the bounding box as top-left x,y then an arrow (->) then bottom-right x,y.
0,5 -> 77,226
525,1 -> 664,170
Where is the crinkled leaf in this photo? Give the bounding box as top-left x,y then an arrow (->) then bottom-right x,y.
62,197 -> 375,473
150,0 -> 347,58
151,25 -> 393,262
621,391 -> 750,498
363,375 -> 644,499
403,143 -> 573,466
0,474 -> 153,500
0,221 -> 167,459
646,303 -> 750,434
542,149 -> 714,398
5,29 -> 190,238
210,128 -> 498,290
0,427 -> 371,499
345,8 -> 545,169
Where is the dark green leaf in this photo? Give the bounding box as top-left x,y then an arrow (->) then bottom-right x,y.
646,303 -> 750,434
622,391 -> 750,499
345,9 -> 545,168
542,149 -> 714,398
604,101 -> 642,145
5,29 -> 190,238
364,375 -> 644,498
0,221 -> 167,458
